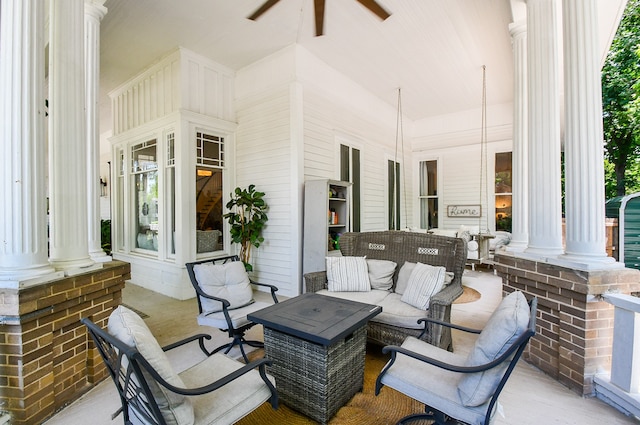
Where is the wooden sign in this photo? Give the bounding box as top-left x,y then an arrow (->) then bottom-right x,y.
447,205 -> 481,217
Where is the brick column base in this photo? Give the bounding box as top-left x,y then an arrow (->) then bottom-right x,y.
493,252 -> 640,396
0,261 -> 131,425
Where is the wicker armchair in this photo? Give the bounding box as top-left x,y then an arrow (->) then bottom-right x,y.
304,231 -> 466,351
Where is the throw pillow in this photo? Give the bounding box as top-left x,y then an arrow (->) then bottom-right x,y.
395,261 -> 417,295
326,256 -> 370,292
366,259 -> 396,290
108,305 -> 194,425
400,263 -> 447,310
192,261 -> 254,313
457,291 -> 530,407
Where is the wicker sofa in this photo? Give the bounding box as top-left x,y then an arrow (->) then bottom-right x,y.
304,231 -> 466,351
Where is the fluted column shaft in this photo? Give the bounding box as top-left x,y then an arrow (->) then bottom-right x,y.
49,0 -> 94,270
561,0 -> 614,263
0,0 -> 57,283
525,0 -> 564,256
507,21 -> 529,252
85,0 -> 110,262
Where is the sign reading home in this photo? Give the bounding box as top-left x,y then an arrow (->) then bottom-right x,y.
447,205 -> 481,217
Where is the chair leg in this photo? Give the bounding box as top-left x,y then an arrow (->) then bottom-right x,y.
397,407 -> 460,425
205,335 -> 265,363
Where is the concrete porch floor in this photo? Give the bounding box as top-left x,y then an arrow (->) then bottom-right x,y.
44,268 -> 640,425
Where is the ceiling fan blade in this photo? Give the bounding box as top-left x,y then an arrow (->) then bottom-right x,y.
248,0 -> 281,20
314,0 -> 326,36
355,0 -> 391,20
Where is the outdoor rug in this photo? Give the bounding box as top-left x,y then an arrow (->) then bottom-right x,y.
237,343 -> 431,425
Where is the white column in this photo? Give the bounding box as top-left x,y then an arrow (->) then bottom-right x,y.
507,21 -> 528,252
525,0 -> 564,256
49,0 -> 95,271
85,0 -> 110,262
0,0 -> 59,285
560,0 -> 615,265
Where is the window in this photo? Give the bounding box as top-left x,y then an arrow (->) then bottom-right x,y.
388,160 -> 401,230
195,131 -> 224,254
166,132 -> 176,255
131,140 -> 159,252
340,144 -> 361,231
419,160 -> 438,229
495,152 -> 512,232
115,148 -> 125,252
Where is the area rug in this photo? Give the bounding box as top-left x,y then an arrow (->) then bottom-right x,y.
238,343 -> 429,425
453,285 -> 481,304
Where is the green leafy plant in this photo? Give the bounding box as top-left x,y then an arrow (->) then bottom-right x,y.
101,219 -> 112,255
223,185 -> 268,271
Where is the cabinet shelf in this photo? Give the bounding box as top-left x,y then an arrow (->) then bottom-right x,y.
303,179 -> 352,275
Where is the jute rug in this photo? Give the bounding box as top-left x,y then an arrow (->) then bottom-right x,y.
453,286 -> 481,304
238,288 -> 479,424
237,343 -> 429,424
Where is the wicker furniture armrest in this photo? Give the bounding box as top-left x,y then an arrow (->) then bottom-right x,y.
304,271 -> 328,293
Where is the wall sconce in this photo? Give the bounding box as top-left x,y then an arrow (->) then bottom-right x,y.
100,177 -> 108,197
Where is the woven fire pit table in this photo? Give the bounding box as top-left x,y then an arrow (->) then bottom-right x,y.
248,292 -> 382,424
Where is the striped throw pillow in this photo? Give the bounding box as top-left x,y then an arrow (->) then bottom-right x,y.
400,262 -> 447,310
326,256 -> 371,292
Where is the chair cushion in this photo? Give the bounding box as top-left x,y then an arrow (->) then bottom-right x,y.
366,259 -> 396,290
180,352 -> 275,424
380,337 -> 493,425
192,261 -> 254,313
457,291 -> 530,407
197,301 -> 272,330
108,305 -> 194,425
326,256 -> 370,292
400,263 -> 447,310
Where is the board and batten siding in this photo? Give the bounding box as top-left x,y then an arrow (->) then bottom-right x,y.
235,86 -> 300,297
109,48 -> 235,136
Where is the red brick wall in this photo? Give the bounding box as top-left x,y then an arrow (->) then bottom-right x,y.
0,261 -> 130,425
494,253 -> 640,395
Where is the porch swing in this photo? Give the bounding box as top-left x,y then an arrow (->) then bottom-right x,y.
403,66 -> 495,267
470,65 -> 496,267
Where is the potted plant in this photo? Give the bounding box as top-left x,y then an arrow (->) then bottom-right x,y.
223,184 -> 268,271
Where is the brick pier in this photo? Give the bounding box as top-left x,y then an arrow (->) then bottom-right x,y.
494,252 -> 640,396
0,261 -> 130,425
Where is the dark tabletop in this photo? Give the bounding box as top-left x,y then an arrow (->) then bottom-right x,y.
248,292 -> 382,346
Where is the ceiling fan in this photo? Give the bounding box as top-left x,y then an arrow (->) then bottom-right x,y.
248,0 -> 391,37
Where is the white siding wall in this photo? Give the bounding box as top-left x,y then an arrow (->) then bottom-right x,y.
235,48 -> 301,297
296,46 -> 414,232
414,139 -> 512,232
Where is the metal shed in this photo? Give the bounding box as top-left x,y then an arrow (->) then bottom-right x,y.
605,193 -> 640,269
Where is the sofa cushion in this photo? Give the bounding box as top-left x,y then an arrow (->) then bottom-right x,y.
397,261 -> 452,295
375,293 -> 429,329
395,261 -> 417,295
367,259 -> 396,290
326,256 -> 370,292
457,291 -> 530,407
193,261 -> 254,313
108,305 -> 194,425
401,263 -> 447,310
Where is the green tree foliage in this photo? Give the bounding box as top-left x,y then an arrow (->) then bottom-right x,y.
602,0 -> 640,198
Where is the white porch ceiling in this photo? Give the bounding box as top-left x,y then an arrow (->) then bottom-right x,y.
99,0 -> 626,136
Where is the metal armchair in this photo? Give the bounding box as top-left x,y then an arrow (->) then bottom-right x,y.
186,255 -> 279,362
82,306 -> 278,425
375,291 -> 537,425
